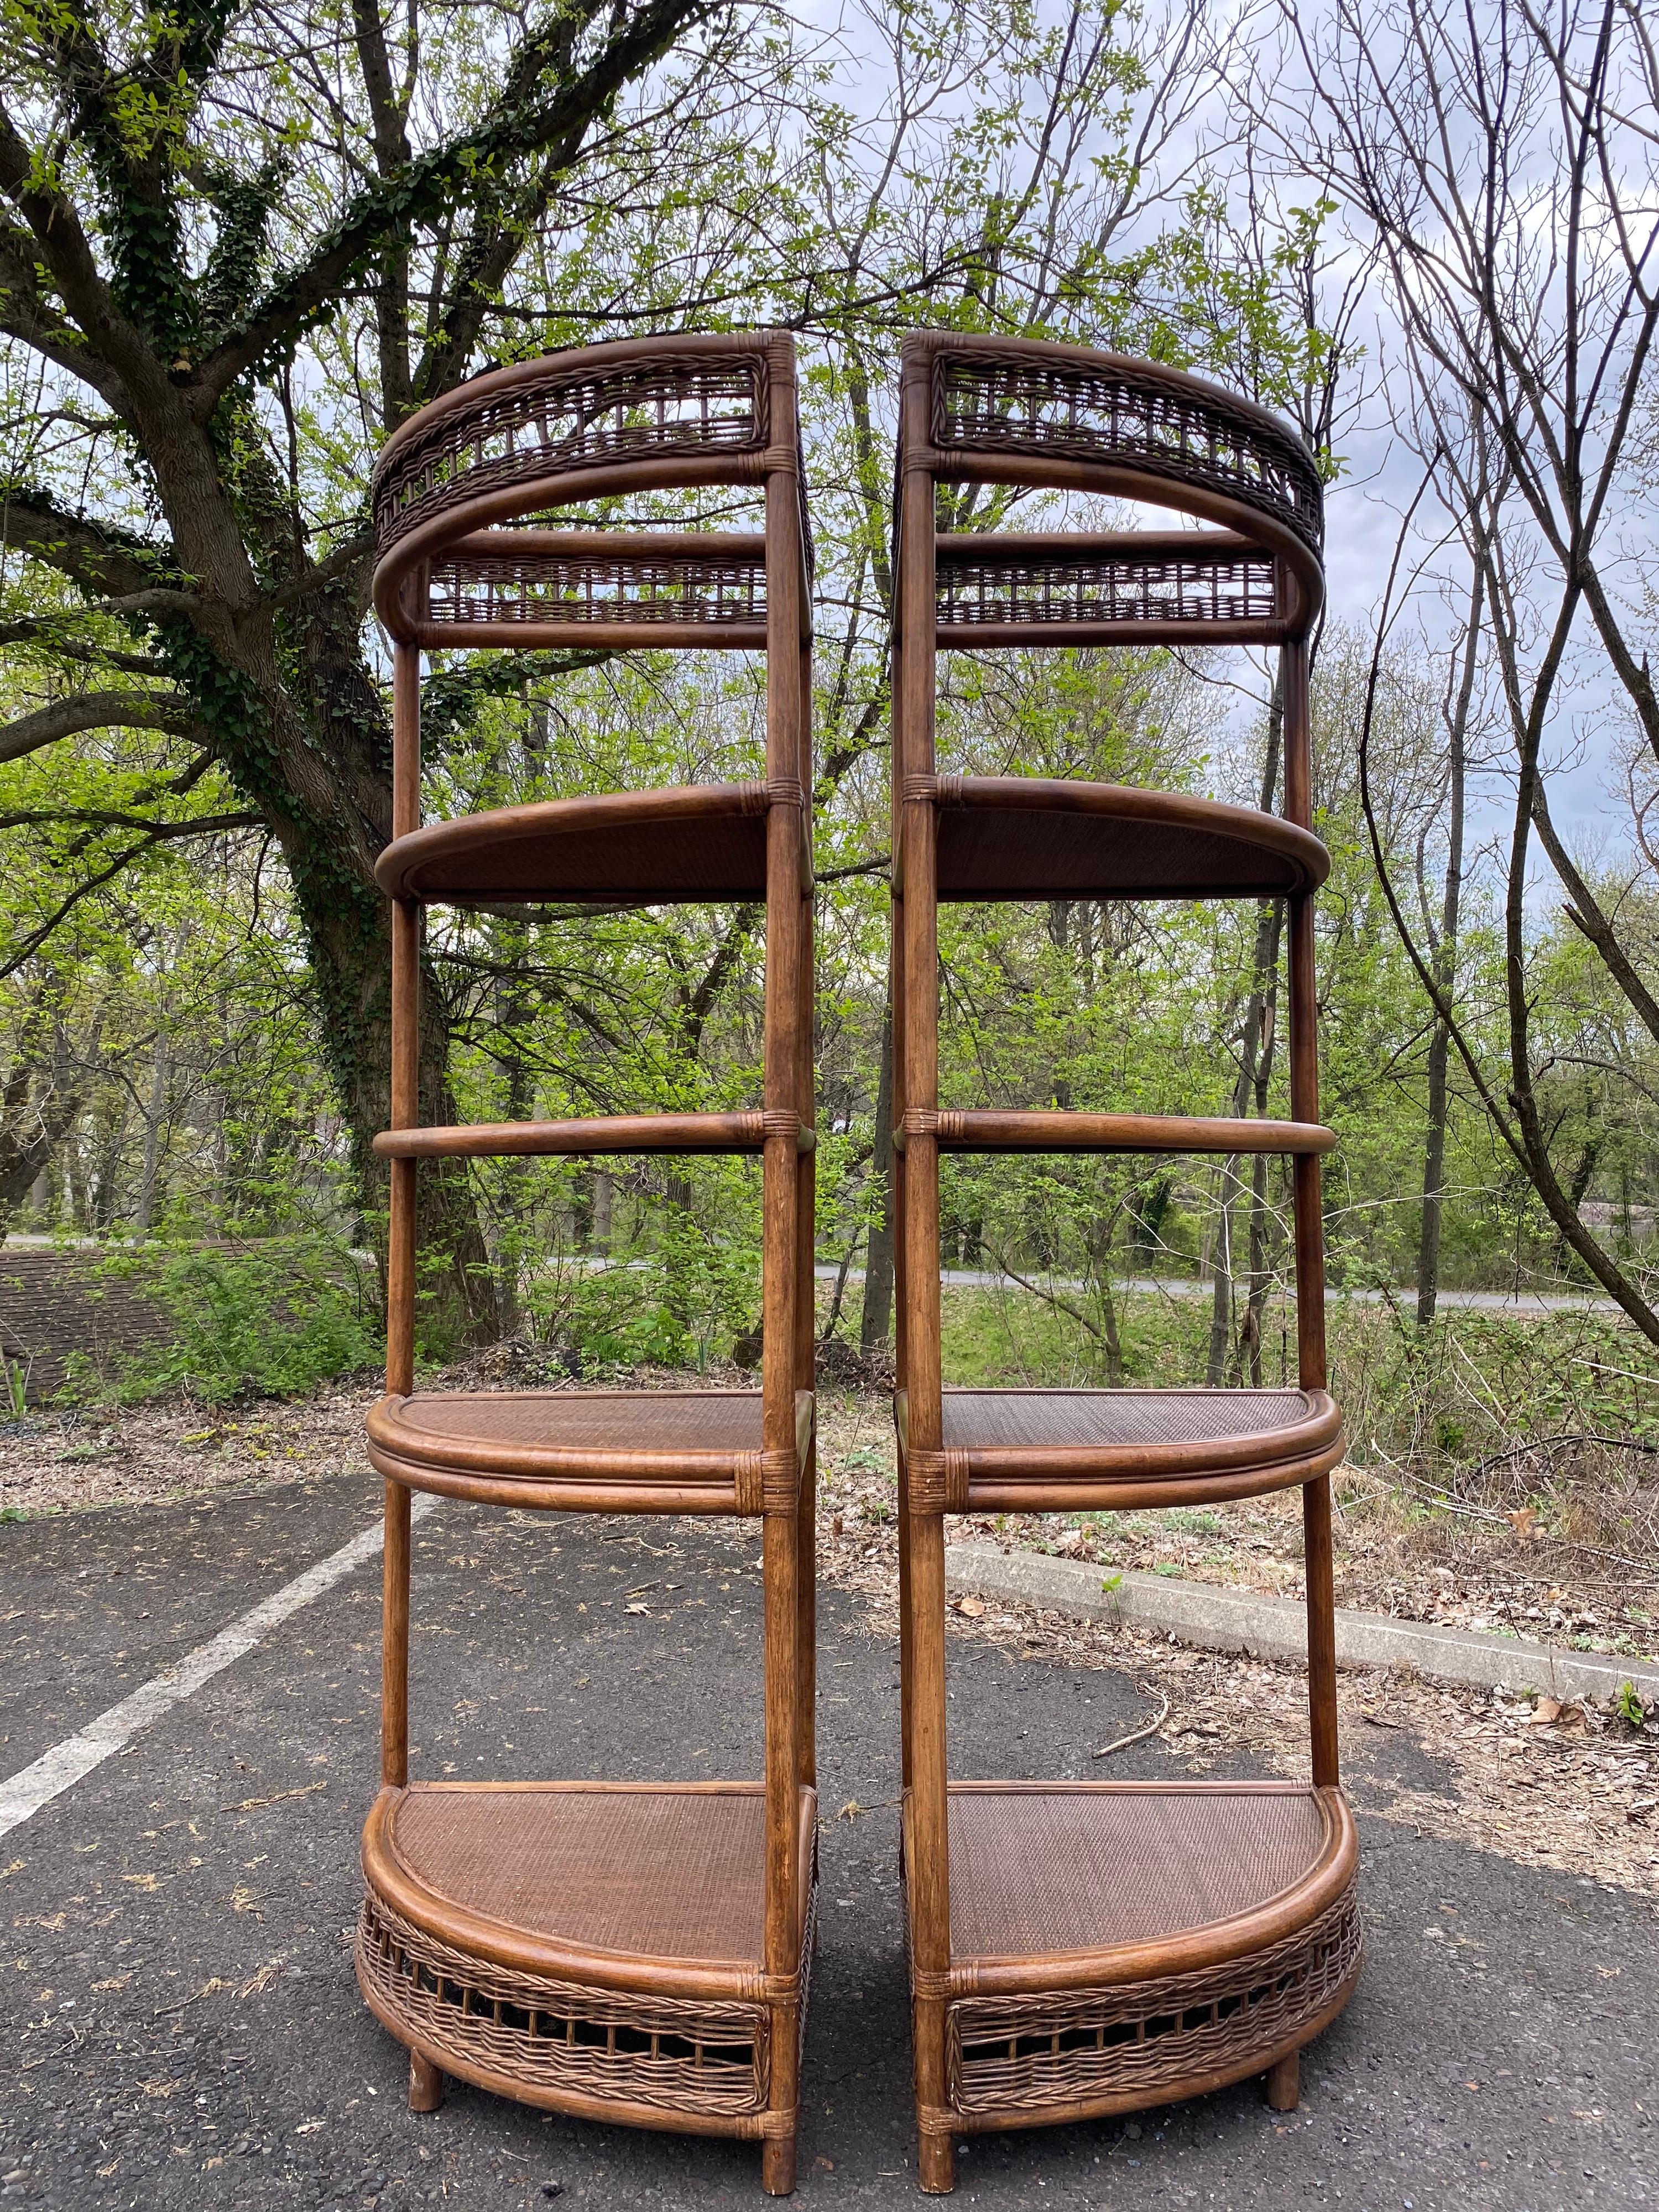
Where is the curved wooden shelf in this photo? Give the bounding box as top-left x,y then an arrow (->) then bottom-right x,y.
366,1388 -> 812,1515
899,1386 -> 1342,1511
902,1110 -> 1333,1155
917,779 -> 1328,902
904,1781 -> 1360,2132
373,1111 -> 812,1160
358,1781 -> 817,2137
376,783 -> 775,906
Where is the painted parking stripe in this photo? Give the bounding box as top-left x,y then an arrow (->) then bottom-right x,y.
0,1493 -> 439,1841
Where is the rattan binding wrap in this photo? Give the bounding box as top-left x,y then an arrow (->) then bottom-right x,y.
945,1882 -> 1361,2123
357,1887 -> 815,2131
374,349 -> 769,550
935,544 -> 1277,630
930,348 -> 1322,557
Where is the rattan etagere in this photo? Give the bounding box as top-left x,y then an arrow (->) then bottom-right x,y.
890,333 -> 1360,2191
359,333 -> 817,2195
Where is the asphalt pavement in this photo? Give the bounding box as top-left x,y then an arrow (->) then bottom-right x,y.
1,1472 -> 1653,2210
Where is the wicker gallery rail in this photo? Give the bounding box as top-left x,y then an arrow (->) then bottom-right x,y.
889,335 -> 1360,2192
361,333 -> 817,2195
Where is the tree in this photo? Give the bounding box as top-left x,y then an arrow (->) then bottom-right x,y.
1275,0 -> 1659,1341
0,0 -> 726,1332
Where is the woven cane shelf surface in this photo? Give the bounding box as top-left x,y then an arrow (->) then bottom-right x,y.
366,1387 -> 770,1508
382,1783 -> 782,1964
376,784 -> 774,906
924,779 -> 1327,902
918,1387 -> 1342,1510
941,1386 -> 1327,1455
943,1784 -> 1337,1966
357,1784 -> 817,2136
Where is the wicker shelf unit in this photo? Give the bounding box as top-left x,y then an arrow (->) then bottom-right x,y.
890,333 -> 1361,2191
361,332 -> 817,2196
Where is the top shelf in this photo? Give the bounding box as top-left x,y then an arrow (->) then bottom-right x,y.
371,332 -> 807,645
902,335 -> 1325,636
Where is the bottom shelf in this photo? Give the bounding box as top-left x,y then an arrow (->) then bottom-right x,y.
357,1781 -> 817,2138
907,1781 -> 1360,2131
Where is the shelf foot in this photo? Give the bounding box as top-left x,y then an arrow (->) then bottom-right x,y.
761,2134 -> 796,2195
408,2051 -> 446,2113
919,2132 -> 956,2194
1264,2049 -> 1300,2112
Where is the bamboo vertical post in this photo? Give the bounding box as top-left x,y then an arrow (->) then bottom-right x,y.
759,355 -> 806,2194
1283,635 -> 1339,1791
383,638 -> 422,1795
796,626 -> 818,1792
895,346 -> 954,2197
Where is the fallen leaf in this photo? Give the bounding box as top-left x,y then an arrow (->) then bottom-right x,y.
624,1603 -> 650,1616
1507,1507 -> 1538,1540
956,1595 -> 985,1618
837,1799 -> 863,1821
1532,1698 -> 1563,1725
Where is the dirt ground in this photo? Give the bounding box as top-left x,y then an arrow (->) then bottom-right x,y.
2,1367 -> 1656,1898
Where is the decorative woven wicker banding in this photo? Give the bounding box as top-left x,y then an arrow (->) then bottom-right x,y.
922,336 -> 1322,556
357,1782 -> 817,2138
947,1890 -> 1360,2124
429,530 -> 765,620
900,1782 -> 1359,2133
373,341 -> 770,554
933,530 -> 1281,644
911,778 -> 1328,903
375,782 -> 774,906
369,336 -> 803,644
419,529 -> 770,648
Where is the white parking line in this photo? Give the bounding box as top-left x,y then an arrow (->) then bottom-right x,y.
0,1494 -> 439,1842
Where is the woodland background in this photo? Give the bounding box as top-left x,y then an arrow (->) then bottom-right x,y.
1,0 -> 1658,1581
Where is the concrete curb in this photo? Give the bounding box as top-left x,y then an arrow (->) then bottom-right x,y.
945,1540 -> 1659,1706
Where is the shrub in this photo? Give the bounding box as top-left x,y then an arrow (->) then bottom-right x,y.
61,1237 -> 379,1405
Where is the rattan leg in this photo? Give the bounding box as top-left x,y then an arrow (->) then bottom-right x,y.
762,2132 -> 797,2195
1264,2049 -> 1300,2111
918,2120 -> 956,2195
408,2049 -> 445,2112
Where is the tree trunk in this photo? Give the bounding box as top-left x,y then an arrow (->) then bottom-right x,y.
135,1024 -> 169,1234
1212,679 -> 1285,1385
1417,562 -> 1478,1326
